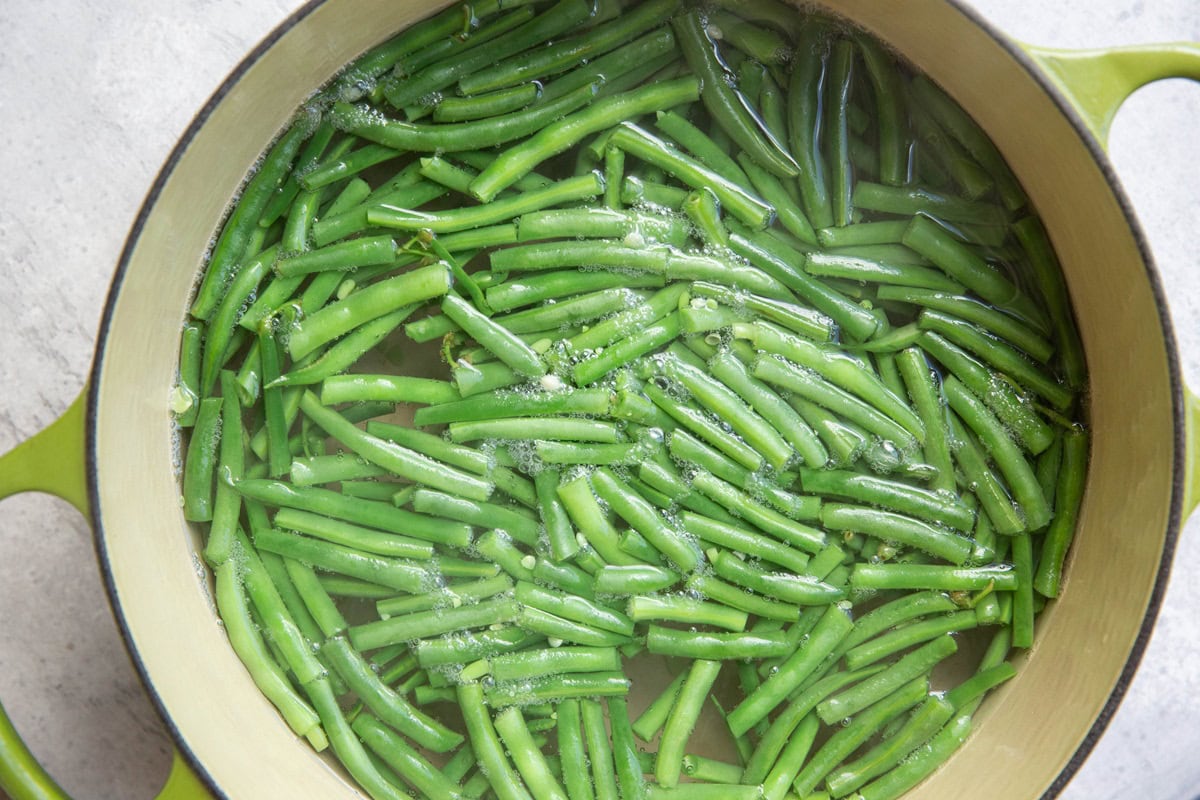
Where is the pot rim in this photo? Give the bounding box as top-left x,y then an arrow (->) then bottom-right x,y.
81,1 -> 1189,797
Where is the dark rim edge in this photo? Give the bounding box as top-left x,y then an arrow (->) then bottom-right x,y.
86,1 -> 327,797
82,1 -> 1189,798
940,2 -> 1188,798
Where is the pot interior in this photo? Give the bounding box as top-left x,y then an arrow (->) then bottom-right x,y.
91,1 -> 1180,797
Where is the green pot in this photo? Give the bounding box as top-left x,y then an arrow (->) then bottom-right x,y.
1,1 -> 1197,798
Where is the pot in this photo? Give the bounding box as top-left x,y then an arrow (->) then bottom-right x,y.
1,1 -> 1197,798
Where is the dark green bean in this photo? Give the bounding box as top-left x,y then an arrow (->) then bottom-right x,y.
471,76 -> 700,201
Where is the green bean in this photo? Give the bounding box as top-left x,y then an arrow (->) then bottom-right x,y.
1034,428 -> 1088,597
413,386 -> 610,427
741,664 -> 884,785
320,637 -> 462,754
286,451 -> 374,486
693,469 -> 822,543
709,351 -> 830,468
377,575 -> 513,620
655,659 -> 723,788
486,672 -> 631,707
855,34 -> 908,186
182,396 -> 223,522
709,547 -> 843,607
285,267 -> 448,364
234,478 -> 473,548
550,699 -> 595,800
644,381 -> 763,472
471,76 -> 700,201
191,120 -> 308,321
609,122 -> 775,228
489,646 -> 622,684
516,580 -> 634,637
463,0 -> 676,96
374,173 -> 605,237
299,391 -> 495,500
879,286 -> 1053,363
852,182 -> 1007,228
916,331 -> 1054,456
411,488 -> 540,546
556,474 -> 642,568
672,429 -> 811,522
433,82 -> 541,123
486,270 -> 666,315
759,711 -> 820,800
591,467 -> 702,573
383,0 -> 593,109
751,353 -> 918,450
456,682 -> 535,800
413,626 -> 541,669
680,512 -> 811,575
851,562 -> 1018,592
352,714 -> 463,798
892,347 -> 955,491
678,754 -> 743,785
726,603 -> 854,736
620,175 -> 689,209
845,608 -> 979,672
794,677 -> 931,797
200,243 -> 278,396
515,604 -> 632,647
350,595 -> 522,652
821,503 -> 973,565
920,308 -> 1070,412
801,467 -> 972,531
683,188 -> 730,249
786,21 -> 833,229
709,0 -> 801,37
172,320 -> 205,424
943,376 -> 1050,529
492,707 -> 569,800
738,320 -> 924,441
658,351 -> 795,468
278,557 -> 344,639
653,110 -> 752,188
711,12 -> 791,65
944,413 -> 1026,535
628,594 -> 747,632
826,37 -> 856,227
574,313 -> 685,386
308,194 -> 435,253
253,526 -> 432,596
447,417 -> 620,445
570,700 -> 619,800
645,626 -> 792,660
1009,531 -> 1036,648
672,10 -> 799,179
807,251 -> 963,294
213,557 -> 325,745
727,226 -> 881,341
318,374 -> 457,407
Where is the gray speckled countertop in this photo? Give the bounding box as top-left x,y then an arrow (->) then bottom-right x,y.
1,2 -> 1197,798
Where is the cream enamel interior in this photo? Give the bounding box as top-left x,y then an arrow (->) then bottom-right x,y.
92,1 -> 1178,798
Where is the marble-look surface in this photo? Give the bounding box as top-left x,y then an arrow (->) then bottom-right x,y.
0,2 -> 1196,798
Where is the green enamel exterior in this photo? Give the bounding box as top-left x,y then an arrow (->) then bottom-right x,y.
1024,42 -> 1200,148
0,391 -> 214,798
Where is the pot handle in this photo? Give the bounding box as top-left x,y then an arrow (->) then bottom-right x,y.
1025,42 -> 1200,521
1023,42 -> 1200,150
0,392 -> 211,800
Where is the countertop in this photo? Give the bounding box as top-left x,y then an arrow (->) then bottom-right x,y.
1,1 -> 1197,798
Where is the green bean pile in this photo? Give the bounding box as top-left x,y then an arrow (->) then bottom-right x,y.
173,0 -> 1089,798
